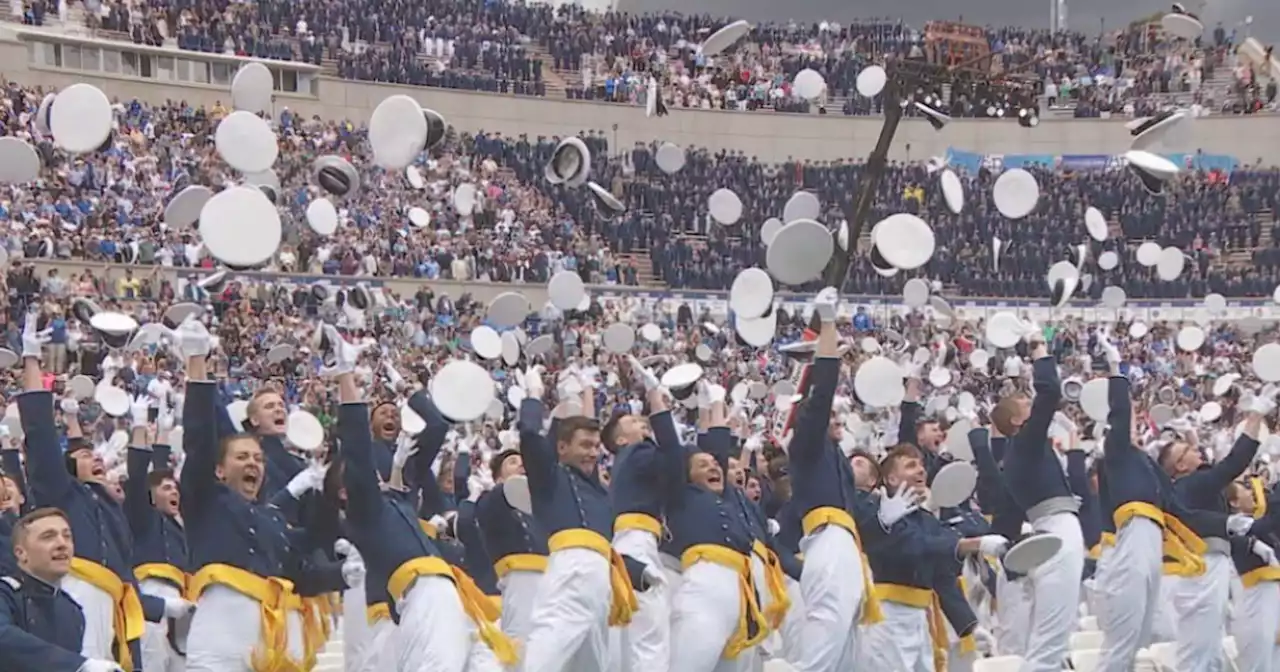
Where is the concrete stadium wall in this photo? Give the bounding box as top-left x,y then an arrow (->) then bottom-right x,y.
3,33 -> 1279,164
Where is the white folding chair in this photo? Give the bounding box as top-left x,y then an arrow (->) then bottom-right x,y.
973,654 -> 1026,672
1069,648 -> 1101,672
1069,630 -> 1105,651
1146,641 -> 1178,670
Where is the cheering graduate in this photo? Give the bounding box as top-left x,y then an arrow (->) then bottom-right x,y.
322,325 -> 510,671
663,379 -> 770,671
1226,477 -> 1280,672
0,507 -> 126,672
1092,338 -> 1249,672
994,326 -> 1081,672
605,358 -> 678,672
860,443 -> 1008,672
122,400 -> 189,672
17,312 -> 187,671
515,364 -> 641,672
785,288 -> 880,672
176,316 -> 344,672
1163,403 -> 1264,672
476,442 -> 549,648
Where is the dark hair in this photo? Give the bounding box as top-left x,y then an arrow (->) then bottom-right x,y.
848,448 -> 882,486
489,449 -> 520,478
13,507 -> 69,548
556,416 -> 601,447
879,443 -> 924,478
600,413 -> 627,451
146,469 -> 176,489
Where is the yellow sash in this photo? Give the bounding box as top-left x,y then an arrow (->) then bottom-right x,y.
682,544 -> 769,659
1252,478 -> 1268,519
614,513 -> 663,536
366,602 -> 391,625
875,583 -> 949,671
801,506 -> 883,623
548,529 -> 639,627
134,562 -> 188,592
387,556 -> 517,665
70,558 -> 146,672
1115,502 -> 1206,577
493,553 -> 548,578
751,539 -> 792,629
187,563 -> 308,672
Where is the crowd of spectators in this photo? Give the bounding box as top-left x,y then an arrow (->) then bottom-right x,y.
11,0 -> 1256,120
0,75 -> 1276,303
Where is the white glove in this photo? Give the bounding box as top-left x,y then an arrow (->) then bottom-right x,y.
1228,513 -> 1256,537
1099,334 -> 1122,365
979,535 -> 1011,556
78,660 -> 125,672
1249,395 -> 1276,416
467,475 -> 485,502
877,483 -> 922,529
1022,319 -> 1045,344
129,395 -> 150,428
518,365 -> 545,400
696,381 -> 713,409
162,596 -> 195,619
285,461 -> 328,498
335,539 -> 366,588
1251,539 -> 1279,567
384,364 -> 406,390
627,355 -> 661,392
456,436 -> 472,455
767,519 -> 780,535
813,286 -> 840,323
392,433 -> 418,472
971,625 -> 997,654
743,434 -> 764,454
157,408 -> 176,433
319,325 -> 366,377
165,316 -> 211,359
60,397 -> 80,416
21,311 -> 50,360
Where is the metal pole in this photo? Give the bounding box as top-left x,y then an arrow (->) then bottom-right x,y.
822,76 -> 905,289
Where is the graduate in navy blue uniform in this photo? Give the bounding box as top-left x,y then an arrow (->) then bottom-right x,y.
0,507 -> 124,672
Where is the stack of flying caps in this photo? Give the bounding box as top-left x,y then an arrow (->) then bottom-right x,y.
730,268 -> 777,347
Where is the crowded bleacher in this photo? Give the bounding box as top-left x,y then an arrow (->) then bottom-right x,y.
3,3 -> 1280,672
27,0 -> 1261,118
0,74 -> 1275,302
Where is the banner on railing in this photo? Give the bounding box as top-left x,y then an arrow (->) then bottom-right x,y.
946,148 -> 1239,174
596,289 -> 1280,325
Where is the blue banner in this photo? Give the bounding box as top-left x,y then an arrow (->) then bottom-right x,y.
946,148 -> 1239,174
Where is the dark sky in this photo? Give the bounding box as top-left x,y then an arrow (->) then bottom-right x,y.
614,0 -> 1277,43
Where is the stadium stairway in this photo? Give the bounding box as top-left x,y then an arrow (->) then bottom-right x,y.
525,43 -> 569,98
615,250 -> 660,287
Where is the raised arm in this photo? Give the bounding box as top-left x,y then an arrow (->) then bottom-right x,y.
1184,418 -> 1262,494
406,391 -> 451,514
19,357 -> 72,507
335,369 -> 382,523
124,423 -> 155,540
179,363 -> 220,520
1103,374 -> 1132,461
1017,351 -> 1062,457
789,296 -> 840,463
